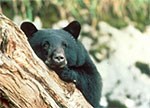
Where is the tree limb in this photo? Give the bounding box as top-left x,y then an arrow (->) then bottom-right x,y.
0,13 -> 92,108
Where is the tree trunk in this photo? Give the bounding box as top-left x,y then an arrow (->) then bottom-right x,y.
0,13 -> 92,108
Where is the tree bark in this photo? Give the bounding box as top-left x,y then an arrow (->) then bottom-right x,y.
0,13 -> 92,108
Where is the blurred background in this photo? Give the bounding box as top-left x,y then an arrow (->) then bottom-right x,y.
0,0 -> 150,108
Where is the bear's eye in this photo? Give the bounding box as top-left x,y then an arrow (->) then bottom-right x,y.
62,41 -> 68,48
42,41 -> 50,50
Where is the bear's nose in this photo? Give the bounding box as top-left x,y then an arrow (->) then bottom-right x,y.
52,53 -> 65,63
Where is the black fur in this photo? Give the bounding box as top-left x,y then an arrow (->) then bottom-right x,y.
21,21 -> 102,108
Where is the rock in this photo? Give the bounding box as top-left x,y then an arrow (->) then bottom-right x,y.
97,22 -> 150,108
52,20 -> 69,29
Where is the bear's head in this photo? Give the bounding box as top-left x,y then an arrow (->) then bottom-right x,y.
21,21 -> 85,70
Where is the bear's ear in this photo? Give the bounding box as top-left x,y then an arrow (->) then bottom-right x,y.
63,21 -> 81,39
21,22 -> 38,38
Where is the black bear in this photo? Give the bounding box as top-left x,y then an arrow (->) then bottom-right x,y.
21,21 -> 102,108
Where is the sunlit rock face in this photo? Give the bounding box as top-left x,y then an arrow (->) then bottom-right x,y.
83,22 -> 150,108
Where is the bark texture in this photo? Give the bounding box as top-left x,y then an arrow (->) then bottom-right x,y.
0,13 -> 92,108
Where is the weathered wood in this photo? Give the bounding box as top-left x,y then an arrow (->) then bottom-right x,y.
0,13 -> 92,108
